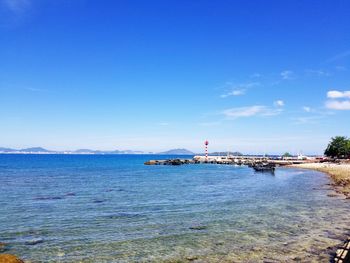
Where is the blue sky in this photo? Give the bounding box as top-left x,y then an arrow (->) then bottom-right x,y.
0,0 -> 349,154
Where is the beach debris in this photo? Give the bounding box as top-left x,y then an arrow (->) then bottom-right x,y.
25,238 -> 44,246
0,254 -> 24,263
334,238 -> 350,263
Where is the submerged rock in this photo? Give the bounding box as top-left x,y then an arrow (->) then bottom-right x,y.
106,212 -> 143,219
25,238 -> 44,245
327,193 -> 339,197
0,254 -> 24,263
189,225 -> 207,230
186,255 -> 199,261
34,196 -> 63,201
57,252 -> 65,257
0,242 -> 6,252
93,199 -> 106,203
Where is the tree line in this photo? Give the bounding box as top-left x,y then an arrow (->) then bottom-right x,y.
324,136 -> 350,159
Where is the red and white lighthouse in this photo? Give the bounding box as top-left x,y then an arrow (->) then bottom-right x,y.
204,140 -> 209,162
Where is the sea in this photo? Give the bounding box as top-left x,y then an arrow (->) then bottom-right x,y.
1,154 -> 350,262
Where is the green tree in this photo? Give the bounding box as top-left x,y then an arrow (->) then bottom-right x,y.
324,136 -> 350,158
283,152 -> 292,158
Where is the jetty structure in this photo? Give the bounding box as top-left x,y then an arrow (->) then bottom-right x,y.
145,142 -> 320,169
144,154 -> 315,168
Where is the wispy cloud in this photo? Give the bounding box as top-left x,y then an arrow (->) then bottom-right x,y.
25,87 -> 48,92
305,69 -> 330,77
303,106 -> 312,112
222,105 -> 282,119
327,50 -> 350,63
2,0 -> 31,14
250,73 -> 262,78
293,116 -> 324,125
274,100 -> 284,107
220,82 -> 259,98
158,122 -> 170,126
220,89 -> 245,98
280,70 -> 295,80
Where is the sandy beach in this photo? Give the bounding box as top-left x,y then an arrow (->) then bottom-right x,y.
289,162 -> 350,198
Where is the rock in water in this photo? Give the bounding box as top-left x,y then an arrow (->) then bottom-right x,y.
25,238 -> 44,245
144,160 -> 158,165
0,254 -> 24,263
170,159 -> 182,165
189,225 -> 207,230
0,242 -> 6,252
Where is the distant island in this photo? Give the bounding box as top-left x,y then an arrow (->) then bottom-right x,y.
157,148 -> 195,155
0,147 -> 195,155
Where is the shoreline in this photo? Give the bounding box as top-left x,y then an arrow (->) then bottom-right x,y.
287,162 -> 350,262
287,162 -> 350,198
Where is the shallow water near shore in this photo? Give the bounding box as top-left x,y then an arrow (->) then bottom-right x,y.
1,154 -> 350,262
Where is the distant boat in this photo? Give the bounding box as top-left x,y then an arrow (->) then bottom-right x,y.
252,163 -> 275,173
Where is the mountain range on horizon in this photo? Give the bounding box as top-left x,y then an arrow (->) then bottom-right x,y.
0,147 -> 196,155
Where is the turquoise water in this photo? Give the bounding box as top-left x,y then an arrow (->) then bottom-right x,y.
1,154 -> 350,262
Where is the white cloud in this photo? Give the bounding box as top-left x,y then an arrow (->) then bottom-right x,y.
327,90 -> 350,99
325,91 -> 350,110
158,122 -> 170,126
222,105 -> 282,119
280,70 -> 295,80
325,100 -> 350,110
274,100 -> 284,107
303,106 -> 312,112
